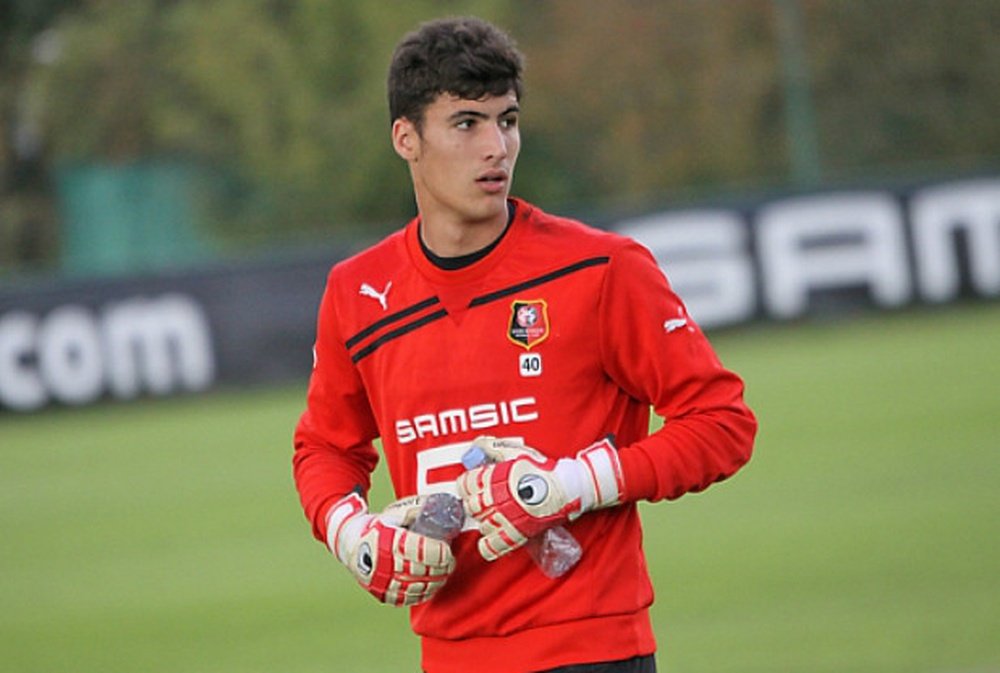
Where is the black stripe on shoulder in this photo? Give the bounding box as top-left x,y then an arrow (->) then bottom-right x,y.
350,308 -> 449,363
468,256 -> 610,307
345,296 -> 441,349
348,256 -> 610,363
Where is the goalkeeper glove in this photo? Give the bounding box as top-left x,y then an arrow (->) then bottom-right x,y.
457,437 -> 624,561
325,493 -> 456,606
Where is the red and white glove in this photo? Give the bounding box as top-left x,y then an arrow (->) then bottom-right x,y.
457,437 -> 625,561
325,493 -> 456,606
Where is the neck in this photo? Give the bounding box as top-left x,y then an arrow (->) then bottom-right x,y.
418,206 -> 509,258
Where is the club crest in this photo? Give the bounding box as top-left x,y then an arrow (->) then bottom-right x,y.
507,300 -> 550,350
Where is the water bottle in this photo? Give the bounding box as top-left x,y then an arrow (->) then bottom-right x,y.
524,526 -> 583,578
461,445 -> 582,578
409,492 -> 465,542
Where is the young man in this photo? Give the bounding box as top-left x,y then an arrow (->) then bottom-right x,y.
293,16 -> 756,673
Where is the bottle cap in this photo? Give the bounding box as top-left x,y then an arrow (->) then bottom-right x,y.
461,445 -> 487,469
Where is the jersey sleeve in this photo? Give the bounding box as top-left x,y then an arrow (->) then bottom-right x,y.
598,241 -> 757,502
293,271 -> 380,542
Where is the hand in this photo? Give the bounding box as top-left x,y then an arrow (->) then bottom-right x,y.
457,437 -> 624,561
325,493 -> 456,606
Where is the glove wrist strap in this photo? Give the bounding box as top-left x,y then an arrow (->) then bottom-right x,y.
575,438 -> 624,512
324,493 -> 367,562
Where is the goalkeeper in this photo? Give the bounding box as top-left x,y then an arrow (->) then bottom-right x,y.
292,15 -> 757,673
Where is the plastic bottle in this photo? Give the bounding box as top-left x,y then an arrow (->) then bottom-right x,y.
461,445 -> 582,578
524,526 -> 583,578
409,492 -> 465,542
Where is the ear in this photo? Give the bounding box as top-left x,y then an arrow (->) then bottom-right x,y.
392,118 -> 419,161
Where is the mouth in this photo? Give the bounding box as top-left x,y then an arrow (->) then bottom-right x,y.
476,169 -> 509,193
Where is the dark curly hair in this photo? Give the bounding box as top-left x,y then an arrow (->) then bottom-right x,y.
388,17 -> 524,130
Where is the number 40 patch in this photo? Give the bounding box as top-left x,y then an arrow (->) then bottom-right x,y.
519,352 -> 542,377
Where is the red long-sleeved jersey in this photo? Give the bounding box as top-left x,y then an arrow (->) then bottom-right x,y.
293,198 -> 756,673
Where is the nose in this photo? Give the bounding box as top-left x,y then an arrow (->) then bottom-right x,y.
482,123 -> 509,161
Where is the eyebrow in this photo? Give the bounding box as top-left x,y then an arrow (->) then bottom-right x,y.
447,105 -> 520,122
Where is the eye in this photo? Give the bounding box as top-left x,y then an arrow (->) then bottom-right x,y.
456,118 -> 475,130
357,542 -> 374,576
500,116 -> 518,129
516,474 -> 549,505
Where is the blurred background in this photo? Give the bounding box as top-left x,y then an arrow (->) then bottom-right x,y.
3,0 -> 999,277
1,1 -> 999,672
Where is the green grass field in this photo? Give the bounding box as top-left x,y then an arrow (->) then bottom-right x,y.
2,302 -> 999,673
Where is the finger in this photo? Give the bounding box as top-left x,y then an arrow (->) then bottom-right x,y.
380,495 -> 424,527
478,441 -> 508,463
478,534 -> 503,561
457,466 -> 495,515
400,577 -> 446,606
385,579 -> 409,607
478,531 -> 519,561
397,531 -> 455,573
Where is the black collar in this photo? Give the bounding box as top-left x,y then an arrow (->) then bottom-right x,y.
420,201 -> 516,270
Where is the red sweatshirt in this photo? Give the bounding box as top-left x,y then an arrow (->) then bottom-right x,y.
293,198 -> 756,673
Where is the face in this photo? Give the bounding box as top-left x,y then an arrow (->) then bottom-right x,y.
392,91 -> 520,230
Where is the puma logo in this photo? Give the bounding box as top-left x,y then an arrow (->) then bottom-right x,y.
663,318 -> 688,333
663,307 -> 691,334
359,281 -> 392,311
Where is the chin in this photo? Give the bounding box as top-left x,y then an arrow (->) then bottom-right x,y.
461,196 -> 508,224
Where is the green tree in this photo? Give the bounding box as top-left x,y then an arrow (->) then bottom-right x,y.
27,0 -> 519,247
805,0 -> 1000,177
512,0 -> 784,211
0,0 -> 81,271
